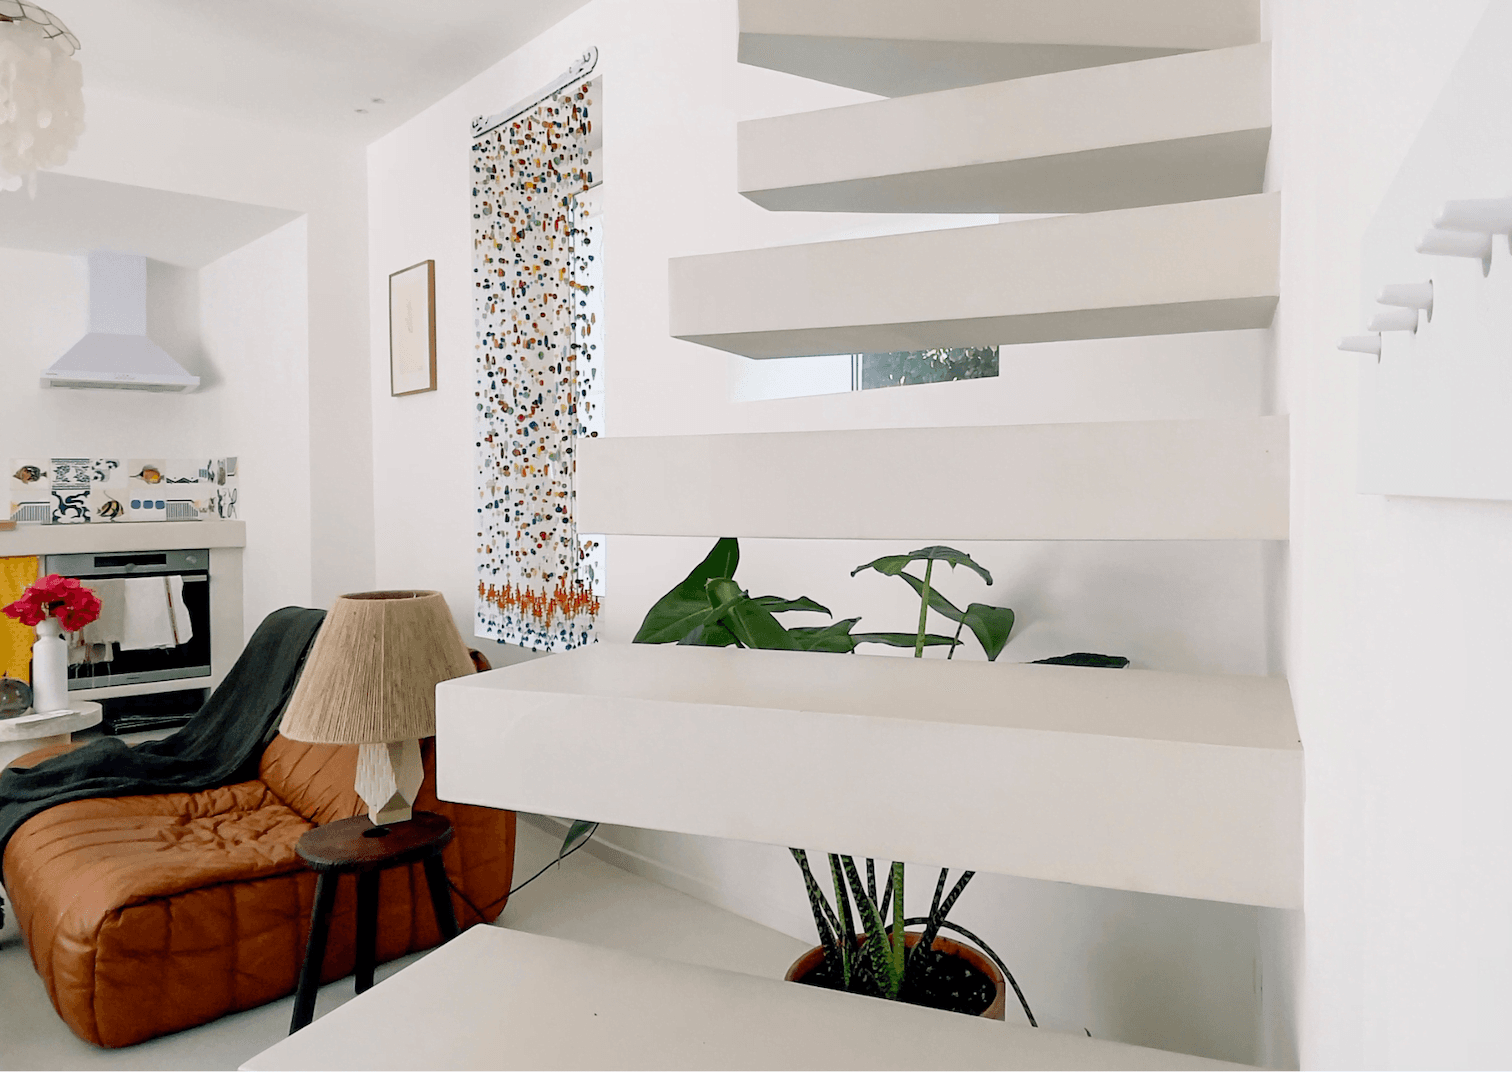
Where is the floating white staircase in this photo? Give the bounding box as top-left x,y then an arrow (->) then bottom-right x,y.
438,645 -> 1302,910
578,419 -> 1288,541
670,193 -> 1279,358
429,11 -> 1294,1065
738,0 -> 1262,96
739,44 -> 1271,214
246,927 -> 1252,1070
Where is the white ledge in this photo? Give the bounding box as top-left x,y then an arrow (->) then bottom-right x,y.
739,45 -> 1271,214
578,419 -> 1289,542
243,927 -> 1250,1070
437,644 -> 1303,908
738,0 -> 1262,97
0,519 -> 245,557
669,194 -> 1280,359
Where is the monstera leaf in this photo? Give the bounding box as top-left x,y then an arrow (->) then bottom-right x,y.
751,595 -> 832,616
788,618 -> 862,653
633,537 -> 739,643
705,578 -> 799,650
1033,652 -> 1129,668
851,632 -> 959,650
851,545 -> 993,586
960,603 -> 1015,662
853,546 -> 1012,659
677,622 -> 738,647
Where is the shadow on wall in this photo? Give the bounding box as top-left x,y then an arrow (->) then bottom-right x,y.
1084,891 -> 1269,1061
146,258 -> 221,391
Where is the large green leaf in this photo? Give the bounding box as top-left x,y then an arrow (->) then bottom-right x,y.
840,855 -> 902,998
851,545 -> 993,586
851,632 -> 958,649
961,603 -> 1015,662
849,554 -> 914,578
644,585 -> 745,647
559,820 -> 598,859
677,622 -> 738,647
706,579 -> 799,650
1033,652 -> 1130,668
633,537 -> 740,644
751,595 -> 832,617
790,849 -> 841,973
788,618 -> 862,653
896,571 -> 965,623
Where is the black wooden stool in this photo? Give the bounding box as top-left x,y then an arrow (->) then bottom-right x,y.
289,810 -> 459,1033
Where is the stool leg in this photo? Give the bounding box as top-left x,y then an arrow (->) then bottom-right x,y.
422,854 -> 460,941
355,869 -> 379,994
290,870 -> 339,1033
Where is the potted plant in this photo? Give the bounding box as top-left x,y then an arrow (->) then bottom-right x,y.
628,537 -> 1127,1022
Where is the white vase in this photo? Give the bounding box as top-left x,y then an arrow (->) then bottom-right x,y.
31,617 -> 70,714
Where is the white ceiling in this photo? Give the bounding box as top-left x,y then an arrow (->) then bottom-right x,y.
0,171 -> 300,266
53,0 -> 591,140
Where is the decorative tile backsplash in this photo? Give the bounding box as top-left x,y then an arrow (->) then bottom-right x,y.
8,458 -> 239,524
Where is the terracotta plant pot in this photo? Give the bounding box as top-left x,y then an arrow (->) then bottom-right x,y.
785,932 -> 1007,1020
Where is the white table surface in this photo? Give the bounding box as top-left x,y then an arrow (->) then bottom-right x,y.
0,702 -> 104,740
242,926 -> 1249,1072
0,701 -> 102,768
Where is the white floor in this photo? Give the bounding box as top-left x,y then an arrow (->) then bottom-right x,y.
0,816 -> 809,1071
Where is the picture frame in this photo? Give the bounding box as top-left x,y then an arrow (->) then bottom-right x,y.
389,259 -> 437,396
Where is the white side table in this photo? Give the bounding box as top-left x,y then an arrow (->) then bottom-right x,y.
0,702 -> 103,770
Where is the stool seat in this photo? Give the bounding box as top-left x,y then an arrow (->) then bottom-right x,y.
296,812 -> 454,871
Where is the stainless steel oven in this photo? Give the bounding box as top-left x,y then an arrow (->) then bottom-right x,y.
45,549 -> 212,691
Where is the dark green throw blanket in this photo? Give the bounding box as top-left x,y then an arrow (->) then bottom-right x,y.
0,606 -> 325,867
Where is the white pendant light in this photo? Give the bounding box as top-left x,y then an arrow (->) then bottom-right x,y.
0,1 -> 83,195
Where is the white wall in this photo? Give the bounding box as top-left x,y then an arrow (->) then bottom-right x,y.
0,221 -> 310,638
199,220 -> 313,632
31,84 -> 378,611
368,1 -> 1281,1063
1269,0 -> 1512,1067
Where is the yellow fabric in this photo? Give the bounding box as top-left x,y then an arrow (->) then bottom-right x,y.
1,555 -> 40,683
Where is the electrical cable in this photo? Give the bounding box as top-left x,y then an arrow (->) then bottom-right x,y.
445,825 -> 598,925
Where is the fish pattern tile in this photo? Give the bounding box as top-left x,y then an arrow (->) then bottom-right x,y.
7,458 -> 240,524
472,80 -> 603,651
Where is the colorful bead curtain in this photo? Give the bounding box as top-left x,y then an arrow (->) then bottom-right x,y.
472,80 -> 602,651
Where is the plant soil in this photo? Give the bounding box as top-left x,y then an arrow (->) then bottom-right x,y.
795,945 -> 996,1017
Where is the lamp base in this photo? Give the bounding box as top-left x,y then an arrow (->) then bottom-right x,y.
355,739 -> 423,825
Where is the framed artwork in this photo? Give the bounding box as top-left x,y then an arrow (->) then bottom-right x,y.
389,259 -> 437,396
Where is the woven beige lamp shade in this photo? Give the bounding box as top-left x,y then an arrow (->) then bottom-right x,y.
282,590 -> 473,744
281,591 -> 474,824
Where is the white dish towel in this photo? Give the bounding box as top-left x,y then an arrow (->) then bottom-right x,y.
120,575 -> 194,650
79,578 -> 126,662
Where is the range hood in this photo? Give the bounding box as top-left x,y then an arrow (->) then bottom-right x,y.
41,251 -> 200,392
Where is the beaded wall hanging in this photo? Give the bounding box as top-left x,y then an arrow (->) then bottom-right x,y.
471,80 -> 602,651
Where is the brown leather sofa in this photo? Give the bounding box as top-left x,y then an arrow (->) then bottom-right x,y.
2,733 -> 515,1048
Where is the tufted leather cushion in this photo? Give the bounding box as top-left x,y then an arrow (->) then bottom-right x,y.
3,734 -> 514,1048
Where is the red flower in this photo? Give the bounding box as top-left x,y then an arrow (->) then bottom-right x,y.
2,574 -> 102,631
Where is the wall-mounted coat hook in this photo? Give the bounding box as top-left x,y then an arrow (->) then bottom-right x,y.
1434,198 -> 1512,233
1377,281 -> 1434,321
1338,334 -> 1383,357
1368,308 -> 1419,333
1417,228 -> 1493,275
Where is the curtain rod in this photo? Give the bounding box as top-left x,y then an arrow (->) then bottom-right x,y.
471,47 -> 598,141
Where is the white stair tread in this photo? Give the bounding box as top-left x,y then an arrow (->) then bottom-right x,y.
435,644 -> 1302,908
739,0 -> 1262,96
243,927 -> 1250,1070
740,45 -> 1270,214
578,418 -> 1288,542
669,194 -> 1279,359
